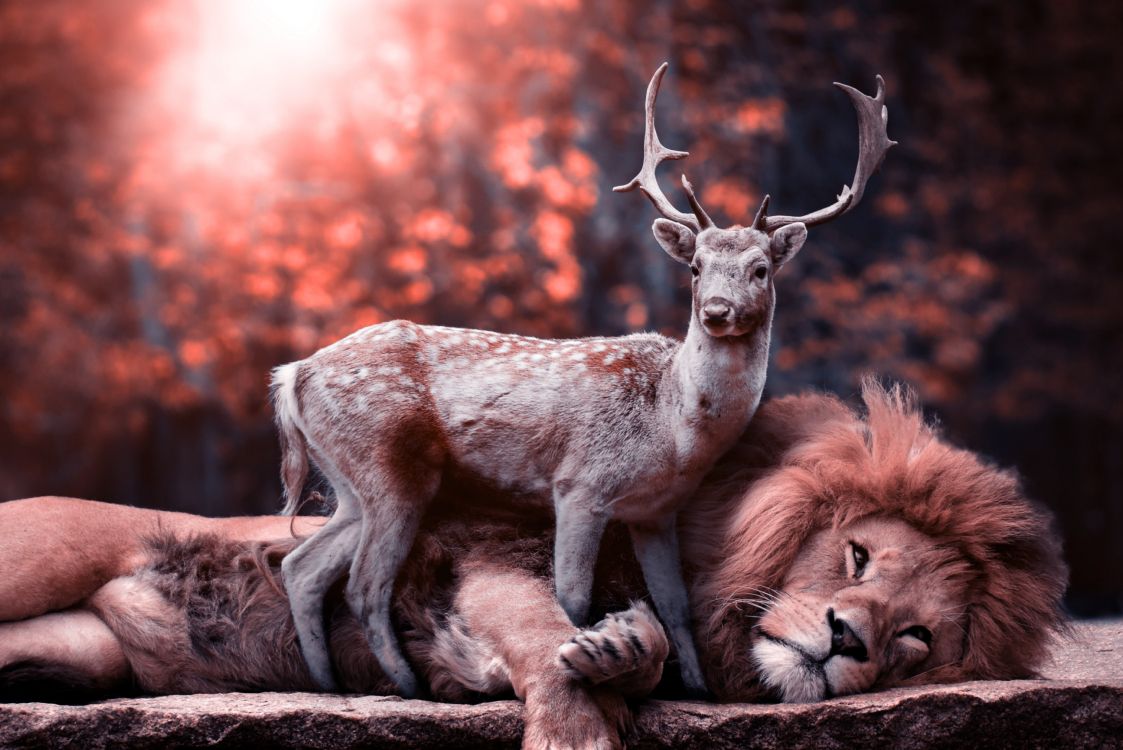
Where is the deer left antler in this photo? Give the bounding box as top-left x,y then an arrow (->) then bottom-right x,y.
754,75 -> 897,231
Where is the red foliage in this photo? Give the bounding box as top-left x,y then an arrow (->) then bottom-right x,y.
1,2 -> 1121,612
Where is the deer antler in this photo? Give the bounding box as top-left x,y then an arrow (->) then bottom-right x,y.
755,75 -> 896,231
613,63 -> 713,233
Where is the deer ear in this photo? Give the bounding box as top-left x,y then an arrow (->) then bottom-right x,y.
769,222 -> 807,267
652,219 -> 696,264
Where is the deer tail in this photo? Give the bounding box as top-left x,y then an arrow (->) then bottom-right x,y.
271,362 -> 309,516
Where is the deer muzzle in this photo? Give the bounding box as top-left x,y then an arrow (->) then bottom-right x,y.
701,298 -> 734,333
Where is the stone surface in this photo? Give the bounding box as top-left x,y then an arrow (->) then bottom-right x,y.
1,620 -> 1119,749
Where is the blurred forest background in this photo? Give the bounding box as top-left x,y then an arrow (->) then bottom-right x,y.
0,0 -> 1120,615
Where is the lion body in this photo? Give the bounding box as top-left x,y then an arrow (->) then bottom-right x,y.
0,385 -> 1068,747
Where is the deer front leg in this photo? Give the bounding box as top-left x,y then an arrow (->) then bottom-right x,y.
554,499 -> 610,627
629,518 -> 709,696
456,560 -> 633,750
281,505 -> 362,691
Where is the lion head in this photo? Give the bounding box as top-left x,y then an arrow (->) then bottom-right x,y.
684,380 -> 1068,702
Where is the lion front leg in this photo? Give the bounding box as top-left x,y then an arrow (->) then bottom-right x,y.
454,561 -> 632,750
556,600 -> 669,698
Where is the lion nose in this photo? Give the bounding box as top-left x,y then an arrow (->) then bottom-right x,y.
701,299 -> 733,327
827,608 -> 868,662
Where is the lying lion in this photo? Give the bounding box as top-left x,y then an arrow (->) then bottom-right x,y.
0,384 -> 1067,748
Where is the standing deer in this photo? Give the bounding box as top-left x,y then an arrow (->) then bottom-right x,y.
272,63 -> 895,698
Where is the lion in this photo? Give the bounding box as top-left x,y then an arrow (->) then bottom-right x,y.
0,383 -> 1068,748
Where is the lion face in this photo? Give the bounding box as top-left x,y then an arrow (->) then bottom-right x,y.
750,516 -> 970,702
688,383 -> 1068,704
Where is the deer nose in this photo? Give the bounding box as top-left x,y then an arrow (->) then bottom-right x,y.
827,608 -> 868,662
701,299 -> 733,327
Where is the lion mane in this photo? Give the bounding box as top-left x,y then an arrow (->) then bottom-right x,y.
685,379 -> 1069,700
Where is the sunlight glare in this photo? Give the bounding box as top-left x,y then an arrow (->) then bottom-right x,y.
170,0 -> 364,147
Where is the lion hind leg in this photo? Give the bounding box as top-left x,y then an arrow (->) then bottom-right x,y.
0,610 -> 130,700
557,601 -> 670,697
424,614 -> 512,700
86,575 -> 193,694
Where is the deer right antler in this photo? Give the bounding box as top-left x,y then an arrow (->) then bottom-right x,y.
613,63 -> 713,233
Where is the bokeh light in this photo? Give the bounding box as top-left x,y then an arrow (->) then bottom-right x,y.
1,0 -> 1120,612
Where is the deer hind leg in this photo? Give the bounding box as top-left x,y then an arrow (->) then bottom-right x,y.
553,499 -> 610,627
344,463 -> 442,698
281,493 -> 363,691
629,519 -> 709,696
557,600 -> 670,698
0,610 -> 130,700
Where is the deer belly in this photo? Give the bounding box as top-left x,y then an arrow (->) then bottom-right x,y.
439,410 -> 558,497
449,444 -> 554,497
428,368 -> 571,496
606,476 -> 698,524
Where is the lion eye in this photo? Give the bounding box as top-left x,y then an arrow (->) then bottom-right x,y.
899,625 -> 932,646
850,543 -> 869,577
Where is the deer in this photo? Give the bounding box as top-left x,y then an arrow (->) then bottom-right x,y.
270,63 -> 895,699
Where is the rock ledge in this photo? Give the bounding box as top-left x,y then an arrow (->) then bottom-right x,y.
1,621 -> 1119,749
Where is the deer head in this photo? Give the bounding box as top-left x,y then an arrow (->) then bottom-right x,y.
615,64 -> 896,337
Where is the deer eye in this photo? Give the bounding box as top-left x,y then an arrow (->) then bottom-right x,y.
898,625 -> 932,646
850,542 -> 869,577
690,265 -> 700,277
753,266 -> 768,280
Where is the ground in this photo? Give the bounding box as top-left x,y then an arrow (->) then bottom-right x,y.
0,620 -> 1119,749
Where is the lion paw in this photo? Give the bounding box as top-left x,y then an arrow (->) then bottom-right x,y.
557,601 -> 669,694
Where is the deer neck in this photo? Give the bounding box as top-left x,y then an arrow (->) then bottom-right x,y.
661,304 -> 773,464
